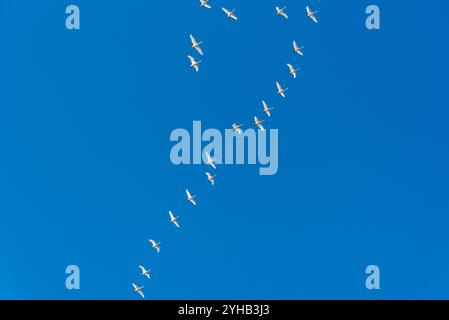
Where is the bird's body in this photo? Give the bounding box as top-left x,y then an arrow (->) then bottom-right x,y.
138,265 -> 151,279
132,283 -> 145,298
169,211 -> 180,228
232,123 -> 244,134
200,0 -> 211,9
276,6 -> 288,19
205,152 -> 216,169
186,189 -> 197,206
149,239 -> 161,253
306,6 -> 318,23
188,55 -> 201,72
262,100 -> 274,117
222,7 -> 238,20
190,34 -> 204,56
293,41 -> 304,56
205,172 -> 216,186
276,82 -> 288,98
254,116 -> 265,131
287,63 -> 300,79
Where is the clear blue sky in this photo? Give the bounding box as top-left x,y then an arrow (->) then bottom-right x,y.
0,0 -> 448,299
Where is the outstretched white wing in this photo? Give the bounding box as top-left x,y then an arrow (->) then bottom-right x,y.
190,34 -> 197,46
137,289 -> 144,298
187,55 -> 196,64
185,189 -> 192,199
169,211 -> 175,220
276,82 -> 282,91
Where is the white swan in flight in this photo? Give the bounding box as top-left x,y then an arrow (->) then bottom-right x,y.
205,172 -> 216,186
149,239 -> 161,253
254,116 -> 265,131
169,211 -> 180,228
222,7 -> 238,20
306,6 -> 318,23
200,0 -> 211,9
287,63 -> 300,79
232,123 -> 244,134
262,100 -> 274,117
276,82 -> 288,98
190,34 -> 204,56
276,6 -> 288,19
138,265 -> 151,279
205,152 -> 216,169
293,41 -> 304,56
187,55 -> 201,72
132,283 -> 145,298
186,189 -> 197,206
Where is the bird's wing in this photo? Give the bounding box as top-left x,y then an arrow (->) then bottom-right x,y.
287,64 -> 294,71
186,189 -> 191,198
174,220 -> 180,228
138,290 -> 144,298
149,239 -> 156,246
187,55 -> 195,63
306,6 -> 312,15
222,7 -> 230,15
190,198 -> 197,205
195,46 -> 203,56
231,14 -> 238,20
276,82 -> 282,91
139,265 -> 145,272
293,41 -> 298,50
311,15 -> 318,23
169,211 -> 174,219
281,12 -> 288,19
262,100 -> 268,109
133,283 -> 138,290
194,65 -> 199,72
190,34 -> 196,45
204,3 -> 211,9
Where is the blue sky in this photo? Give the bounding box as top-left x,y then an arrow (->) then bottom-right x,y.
0,0 -> 448,299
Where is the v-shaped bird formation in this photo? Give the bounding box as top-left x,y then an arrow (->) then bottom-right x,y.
132,2 -> 321,299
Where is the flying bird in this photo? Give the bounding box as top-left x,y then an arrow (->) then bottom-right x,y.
254,116 -> 265,131
306,6 -> 318,23
287,63 -> 300,79
205,152 -> 216,169
293,41 -> 304,56
262,100 -> 274,117
232,123 -> 244,134
275,6 -> 288,19
169,211 -> 180,228
186,189 -> 197,206
189,34 -> 204,56
276,82 -> 288,98
205,172 -> 216,186
138,265 -> 151,279
187,55 -> 201,72
132,283 -> 145,298
199,0 -> 212,9
222,7 -> 238,20
149,239 -> 161,253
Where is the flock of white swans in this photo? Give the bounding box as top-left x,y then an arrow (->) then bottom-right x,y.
133,1 -> 320,299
